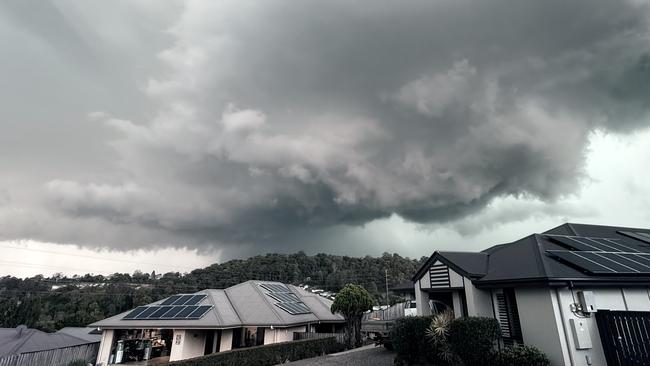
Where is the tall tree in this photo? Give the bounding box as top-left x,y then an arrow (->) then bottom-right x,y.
330,283 -> 374,348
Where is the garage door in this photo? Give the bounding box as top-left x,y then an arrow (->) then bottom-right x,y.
596,311 -> 650,365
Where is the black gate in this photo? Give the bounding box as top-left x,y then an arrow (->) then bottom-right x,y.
596,311 -> 650,365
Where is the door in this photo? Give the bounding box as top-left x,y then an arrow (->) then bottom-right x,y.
596,311 -> 650,365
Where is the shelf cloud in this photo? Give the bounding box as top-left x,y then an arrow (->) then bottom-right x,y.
2,0 -> 650,257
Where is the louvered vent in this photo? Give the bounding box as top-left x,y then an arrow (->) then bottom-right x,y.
429,263 -> 450,288
496,289 -> 523,345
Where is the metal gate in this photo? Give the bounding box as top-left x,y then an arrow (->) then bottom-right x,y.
596,311 -> 650,365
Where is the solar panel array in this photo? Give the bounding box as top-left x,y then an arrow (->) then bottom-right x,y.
122,294 -> 212,320
546,235 -> 650,275
260,283 -> 312,315
619,231 -> 650,245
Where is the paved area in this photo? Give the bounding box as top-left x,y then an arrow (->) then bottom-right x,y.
280,345 -> 395,366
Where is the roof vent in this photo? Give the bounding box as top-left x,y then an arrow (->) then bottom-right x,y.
15,325 -> 28,338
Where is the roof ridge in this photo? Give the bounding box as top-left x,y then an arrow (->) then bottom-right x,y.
250,282 -> 285,323
532,234 -> 550,278
222,289 -> 243,325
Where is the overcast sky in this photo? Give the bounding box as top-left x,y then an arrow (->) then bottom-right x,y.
1,0 -> 650,278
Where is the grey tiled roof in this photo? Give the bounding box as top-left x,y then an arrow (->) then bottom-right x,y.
0,326 -> 97,357
91,281 -> 344,329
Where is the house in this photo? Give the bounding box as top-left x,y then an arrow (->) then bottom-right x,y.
0,325 -> 100,366
389,281 -> 416,301
91,280 -> 345,365
413,223 -> 650,366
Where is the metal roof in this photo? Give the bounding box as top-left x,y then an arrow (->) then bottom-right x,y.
91,281 -> 344,329
0,326 -> 97,357
414,223 -> 650,287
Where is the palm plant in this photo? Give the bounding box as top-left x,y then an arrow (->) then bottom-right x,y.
425,310 -> 458,364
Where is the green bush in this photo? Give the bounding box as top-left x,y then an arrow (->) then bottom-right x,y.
169,337 -> 344,366
448,317 -> 501,366
390,316 -> 437,365
495,345 -> 550,366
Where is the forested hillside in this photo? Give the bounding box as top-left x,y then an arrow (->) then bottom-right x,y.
0,252 -> 425,331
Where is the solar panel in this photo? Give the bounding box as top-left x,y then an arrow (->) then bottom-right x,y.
275,302 -> 311,315
187,305 -> 212,319
149,306 -> 173,318
175,305 -> 199,318
173,295 -> 196,305
161,305 -> 186,318
123,306 -> 148,319
619,231 -> 650,245
160,295 -> 182,306
135,306 -> 159,319
546,235 -> 642,253
260,283 -> 290,293
547,250 -> 650,275
268,292 -> 300,303
183,294 -> 206,306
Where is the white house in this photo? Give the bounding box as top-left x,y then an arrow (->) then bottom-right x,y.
91,281 -> 344,365
413,223 -> 650,366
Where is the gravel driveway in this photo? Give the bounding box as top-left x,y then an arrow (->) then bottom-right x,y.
279,345 -> 395,366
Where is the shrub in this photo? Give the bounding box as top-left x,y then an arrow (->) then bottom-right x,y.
425,310 -> 458,364
448,317 -> 501,366
169,337 -> 344,366
390,316 -> 437,365
495,345 -> 550,366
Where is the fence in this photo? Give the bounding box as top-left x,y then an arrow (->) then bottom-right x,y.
0,343 -> 99,366
363,302 -> 407,321
293,332 -> 346,345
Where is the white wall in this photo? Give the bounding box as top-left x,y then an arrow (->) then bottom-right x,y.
264,325 -> 307,344
514,288 -> 572,366
464,282 -> 493,317
169,329 -> 206,362
95,329 -> 114,366
220,329 -> 233,352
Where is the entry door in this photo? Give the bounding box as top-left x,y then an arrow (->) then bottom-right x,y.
596,311 -> 650,365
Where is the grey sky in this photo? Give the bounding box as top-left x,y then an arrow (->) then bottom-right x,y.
1,0 -> 650,276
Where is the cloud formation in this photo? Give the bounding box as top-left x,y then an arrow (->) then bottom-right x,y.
2,0 -> 650,256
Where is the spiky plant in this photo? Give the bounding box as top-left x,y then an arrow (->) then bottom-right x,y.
425,310 -> 457,363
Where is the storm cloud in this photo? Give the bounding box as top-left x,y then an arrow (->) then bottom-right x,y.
2,0 -> 650,255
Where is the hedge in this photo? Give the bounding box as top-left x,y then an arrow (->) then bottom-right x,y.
169,337 -> 344,366
448,317 -> 501,366
495,345 -> 550,366
390,316 -> 437,365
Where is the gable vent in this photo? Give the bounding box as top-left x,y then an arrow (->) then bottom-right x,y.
429,263 -> 451,288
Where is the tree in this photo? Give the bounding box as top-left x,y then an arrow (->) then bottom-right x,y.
330,283 -> 374,348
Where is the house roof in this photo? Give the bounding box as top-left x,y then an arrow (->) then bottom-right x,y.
91,281 -> 344,329
0,326 -> 97,357
55,327 -> 102,343
414,223 -> 650,287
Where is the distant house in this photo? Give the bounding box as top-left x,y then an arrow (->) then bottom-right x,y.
0,325 -> 100,366
92,280 -> 345,365
389,281 -> 416,301
413,223 -> 650,366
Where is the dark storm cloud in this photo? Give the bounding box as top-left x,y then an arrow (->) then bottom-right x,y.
3,0 -> 650,253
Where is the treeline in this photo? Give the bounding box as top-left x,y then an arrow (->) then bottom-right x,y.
0,252 -> 425,332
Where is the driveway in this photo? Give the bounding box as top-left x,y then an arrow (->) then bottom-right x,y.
280,345 -> 395,366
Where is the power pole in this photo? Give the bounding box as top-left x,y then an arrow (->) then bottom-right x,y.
385,268 -> 389,308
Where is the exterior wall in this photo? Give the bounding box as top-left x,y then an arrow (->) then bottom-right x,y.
415,279 -> 431,316
96,329 -> 114,366
169,329 -> 206,362
464,281 -> 493,317
219,329 -> 233,352
451,291 -> 464,318
264,325 -> 307,344
515,288 -> 572,366
552,287 -> 650,366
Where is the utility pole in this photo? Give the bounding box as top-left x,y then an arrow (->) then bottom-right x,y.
385,268 -> 389,308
